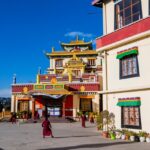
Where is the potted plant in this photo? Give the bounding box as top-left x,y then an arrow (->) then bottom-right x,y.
76,111 -> 82,121
138,131 -> 147,142
109,130 -> 116,140
129,131 -> 137,142
96,113 -> 103,131
115,129 -> 122,139
120,129 -> 126,140
146,133 -> 150,143
101,110 -> 110,138
85,111 -> 89,120
125,130 -> 130,140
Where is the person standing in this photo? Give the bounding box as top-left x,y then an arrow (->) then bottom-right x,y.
42,117 -> 54,138
89,113 -> 94,123
11,113 -> 16,124
81,113 -> 86,128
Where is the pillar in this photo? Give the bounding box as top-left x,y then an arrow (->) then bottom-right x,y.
11,95 -> 15,112
32,98 -> 35,119
62,101 -> 65,117
15,99 -> 18,113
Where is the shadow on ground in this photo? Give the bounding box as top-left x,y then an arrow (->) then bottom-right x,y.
53,134 -> 99,138
38,141 -> 134,150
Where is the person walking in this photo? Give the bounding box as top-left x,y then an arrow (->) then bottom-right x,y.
42,116 -> 54,138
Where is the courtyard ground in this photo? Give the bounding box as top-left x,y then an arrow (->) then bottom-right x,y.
0,121 -> 150,150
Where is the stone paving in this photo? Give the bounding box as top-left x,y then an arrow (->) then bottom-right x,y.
0,121 -> 150,150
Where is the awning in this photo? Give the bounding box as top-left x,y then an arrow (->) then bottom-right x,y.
116,47 -> 138,59
117,97 -> 141,107
31,93 -> 64,99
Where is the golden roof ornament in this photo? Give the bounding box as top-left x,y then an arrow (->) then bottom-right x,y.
23,87 -> 28,94
80,86 -> 85,92
51,77 -> 57,84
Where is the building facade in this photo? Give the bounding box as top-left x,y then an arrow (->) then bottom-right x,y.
93,0 -> 150,132
11,37 -> 102,119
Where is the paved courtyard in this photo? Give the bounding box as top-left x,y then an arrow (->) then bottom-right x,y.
0,121 -> 150,150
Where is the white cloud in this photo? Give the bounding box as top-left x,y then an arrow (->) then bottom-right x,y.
0,88 -> 11,97
65,31 -> 93,38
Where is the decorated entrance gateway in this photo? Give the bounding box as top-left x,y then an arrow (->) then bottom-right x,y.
11,37 -> 102,119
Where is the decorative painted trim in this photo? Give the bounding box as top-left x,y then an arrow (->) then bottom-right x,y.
33,84 -> 64,90
54,84 -> 64,90
34,84 -> 45,90
116,46 -> 138,59
45,85 -> 53,89
79,95 -> 95,98
96,17 -> 150,49
117,97 -> 141,106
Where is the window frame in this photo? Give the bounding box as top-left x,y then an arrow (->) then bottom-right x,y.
121,106 -> 142,129
114,0 -> 142,30
119,54 -> 140,79
88,59 -> 96,66
55,59 -> 63,67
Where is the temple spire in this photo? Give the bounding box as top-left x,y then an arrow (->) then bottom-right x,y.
76,35 -> 79,41
13,74 -> 16,84
52,47 -> 55,52
38,67 -> 41,74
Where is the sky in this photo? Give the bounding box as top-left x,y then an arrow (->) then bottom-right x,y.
0,0 -> 103,97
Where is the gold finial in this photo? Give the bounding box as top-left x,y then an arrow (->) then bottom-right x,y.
52,47 -> 55,52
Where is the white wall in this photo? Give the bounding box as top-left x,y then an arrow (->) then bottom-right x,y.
141,0 -> 149,18
104,90 -> 150,132
92,94 -> 100,113
106,37 -> 150,90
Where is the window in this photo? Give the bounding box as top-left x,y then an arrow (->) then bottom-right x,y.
120,55 -> 139,79
55,59 -> 63,67
114,0 -> 142,29
121,106 -> 141,129
88,59 -> 96,66
72,70 -> 81,77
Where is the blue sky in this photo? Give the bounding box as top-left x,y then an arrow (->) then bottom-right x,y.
0,0 -> 103,97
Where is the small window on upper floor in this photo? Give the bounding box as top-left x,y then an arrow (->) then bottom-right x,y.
55,59 -> 63,67
88,59 -> 96,66
120,55 -> 139,79
114,0 -> 142,30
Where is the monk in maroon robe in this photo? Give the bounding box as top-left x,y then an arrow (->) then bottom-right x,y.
81,114 -> 86,128
42,117 -> 54,138
11,113 -> 16,124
